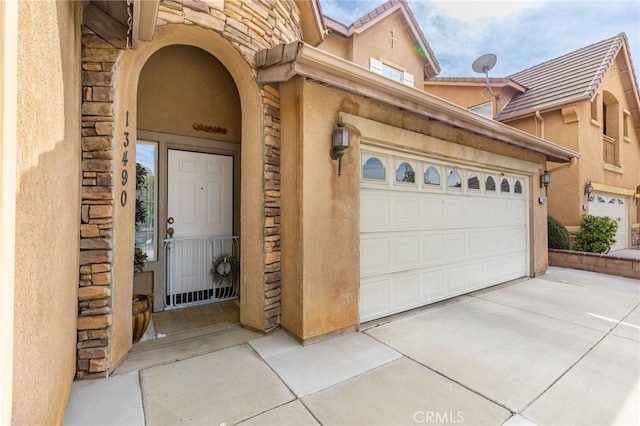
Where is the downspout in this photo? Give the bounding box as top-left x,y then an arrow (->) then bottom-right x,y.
535,110 -> 544,139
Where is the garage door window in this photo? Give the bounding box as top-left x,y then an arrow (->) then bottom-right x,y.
396,161 -> 416,184
501,178 -> 510,194
486,176 -> 496,191
514,180 -> 523,195
362,155 -> 387,182
467,172 -> 481,191
447,170 -> 462,190
424,165 -> 441,187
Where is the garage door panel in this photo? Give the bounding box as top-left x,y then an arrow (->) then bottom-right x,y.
361,192 -> 390,232
483,229 -> 501,255
444,232 -> 465,259
484,258 -> 502,285
360,236 -> 390,276
391,273 -> 419,309
444,198 -> 465,228
483,199 -> 501,226
465,230 -> 485,257
444,266 -> 465,295
465,199 -> 484,227
392,195 -> 420,230
421,197 -> 444,229
466,261 -> 484,291
420,234 -> 444,265
391,235 -> 420,269
419,270 -> 444,302
360,277 -> 390,320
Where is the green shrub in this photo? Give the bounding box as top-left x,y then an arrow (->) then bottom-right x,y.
575,215 -> 618,253
547,215 -> 570,249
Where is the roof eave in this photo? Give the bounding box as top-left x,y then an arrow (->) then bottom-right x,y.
257,43 -> 579,163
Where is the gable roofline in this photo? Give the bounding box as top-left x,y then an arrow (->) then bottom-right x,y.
497,33 -> 640,129
324,0 -> 440,78
295,0 -> 326,46
255,42 -> 579,163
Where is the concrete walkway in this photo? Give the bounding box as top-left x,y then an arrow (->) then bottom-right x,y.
63,267 -> 639,426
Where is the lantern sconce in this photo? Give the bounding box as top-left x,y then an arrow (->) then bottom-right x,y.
539,170 -> 551,194
584,180 -> 594,196
634,185 -> 640,205
331,123 -> 350,177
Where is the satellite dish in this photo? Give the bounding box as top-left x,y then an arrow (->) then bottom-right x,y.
472,53 -> 497,74
472,53 -> 500,100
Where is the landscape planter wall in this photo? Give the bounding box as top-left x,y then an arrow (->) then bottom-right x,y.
548,249 -> 640,279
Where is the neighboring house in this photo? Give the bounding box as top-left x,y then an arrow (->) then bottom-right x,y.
425,34 -> 640,251
1,0 -> 578,423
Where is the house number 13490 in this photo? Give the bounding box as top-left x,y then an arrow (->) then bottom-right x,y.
120,111 -> 130,207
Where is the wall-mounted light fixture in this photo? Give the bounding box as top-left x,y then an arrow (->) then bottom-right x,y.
540,170 -> 551,195
634,185 -> 640,204
331,123 -> 350,177
584,180 -> 594,197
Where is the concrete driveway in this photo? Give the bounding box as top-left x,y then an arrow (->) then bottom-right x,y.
63,267 -> 639,425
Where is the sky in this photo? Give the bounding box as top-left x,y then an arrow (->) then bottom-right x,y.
319,0 -> 640,77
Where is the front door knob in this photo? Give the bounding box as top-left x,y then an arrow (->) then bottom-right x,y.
167,227 -> 174,238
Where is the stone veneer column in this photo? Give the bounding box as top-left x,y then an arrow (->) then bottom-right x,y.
262,84 -> 282,331
77,28 -> 120,379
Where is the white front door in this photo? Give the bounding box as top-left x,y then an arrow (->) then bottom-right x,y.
168,149 -> 233,238
166,150 -> 234,307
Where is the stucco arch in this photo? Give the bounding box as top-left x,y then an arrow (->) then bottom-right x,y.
109,24 -> 266,364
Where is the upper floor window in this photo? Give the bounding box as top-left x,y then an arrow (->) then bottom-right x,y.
370,58 -> 415,87
602,91 -> 620,166
469,102 -> 493,119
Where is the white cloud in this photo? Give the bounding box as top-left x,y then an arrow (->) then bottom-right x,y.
430,0 -> 539,21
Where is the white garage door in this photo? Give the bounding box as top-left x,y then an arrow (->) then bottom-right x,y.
588,193 -> 628,252
360,148 -> 529,323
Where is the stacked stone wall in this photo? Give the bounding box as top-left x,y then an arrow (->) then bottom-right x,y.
632,224 -> 639,249
77,28 -> 120,379
262,84 -> 281,331
156,0 -> 302,67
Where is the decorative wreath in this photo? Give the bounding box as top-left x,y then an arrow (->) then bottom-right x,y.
210,254 -> 240,287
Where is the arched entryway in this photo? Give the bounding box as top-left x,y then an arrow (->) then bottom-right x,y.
74,24 -> 272,377
134,44 -> 242,334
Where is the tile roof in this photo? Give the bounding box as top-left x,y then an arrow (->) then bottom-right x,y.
497,33 -> 636,121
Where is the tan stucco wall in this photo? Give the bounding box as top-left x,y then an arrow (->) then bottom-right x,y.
280,77 -> 550,340
12,1 -> 82,424
280,76 -> 360,340
137,44 -> 241,142
318,32 -> 350,60
351,11 -> 425,88
0,1 -> 17,423
112,24 -> 266,359
424,83 -> 520,118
